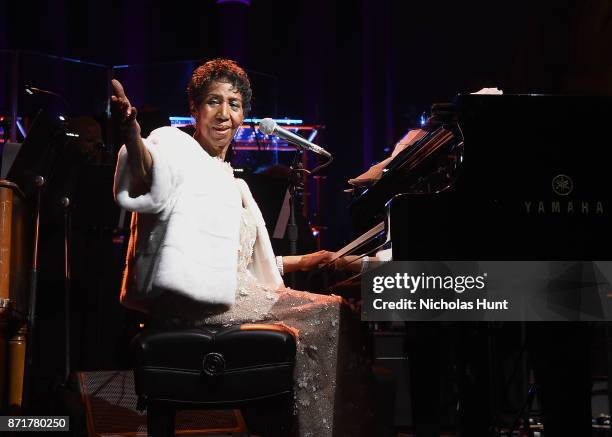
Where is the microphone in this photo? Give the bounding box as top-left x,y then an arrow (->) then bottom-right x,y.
258,118 -> 331,158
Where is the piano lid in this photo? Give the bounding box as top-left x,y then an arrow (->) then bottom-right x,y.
349,94 -> 612,236
454,94 -> 612,199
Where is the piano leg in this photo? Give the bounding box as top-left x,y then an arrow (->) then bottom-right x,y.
527,322 -> 592,436
454,323 -> 492,436
407,322 -> 441,437
405,322 -> 493,437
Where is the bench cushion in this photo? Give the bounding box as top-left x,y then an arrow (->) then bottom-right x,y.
131,324 -> 296,405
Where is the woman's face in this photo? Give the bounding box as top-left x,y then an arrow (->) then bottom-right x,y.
193,80 -> 244,158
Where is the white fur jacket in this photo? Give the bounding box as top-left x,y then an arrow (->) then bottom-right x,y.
114,126 -> 283,313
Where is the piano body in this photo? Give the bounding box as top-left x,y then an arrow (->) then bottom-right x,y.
323,95 -> 612,432
331,94 -> 612,282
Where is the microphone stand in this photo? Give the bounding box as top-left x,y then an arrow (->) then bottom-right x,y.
60,197 -> 71,384
286,151 -> 305,288
21,175 -> 45,410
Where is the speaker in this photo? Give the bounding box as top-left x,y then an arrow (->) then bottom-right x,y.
76,371 -> 247,436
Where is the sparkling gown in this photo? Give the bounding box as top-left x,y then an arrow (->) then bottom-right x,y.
209,205 -> 342,436
150,197 -> 372,436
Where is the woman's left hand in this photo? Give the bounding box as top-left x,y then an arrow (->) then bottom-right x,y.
282,250 -> 335,274
298,250 -> 335,271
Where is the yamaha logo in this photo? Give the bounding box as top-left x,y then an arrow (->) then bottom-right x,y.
552,174 -> 573,196
523,173 -> 605,215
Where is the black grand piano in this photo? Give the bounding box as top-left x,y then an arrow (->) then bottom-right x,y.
326,94 -> 612,435
330,94 -> 612,276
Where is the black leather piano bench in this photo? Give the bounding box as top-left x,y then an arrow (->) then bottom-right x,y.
131,324 -> 297,437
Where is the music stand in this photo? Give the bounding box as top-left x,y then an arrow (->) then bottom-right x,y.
5,109 -> 68,410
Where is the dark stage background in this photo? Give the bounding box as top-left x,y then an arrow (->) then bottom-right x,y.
3,0 -> 612,250
2,1 -> 612,431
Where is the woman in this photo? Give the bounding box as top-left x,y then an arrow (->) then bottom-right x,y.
112,59 -> 369,436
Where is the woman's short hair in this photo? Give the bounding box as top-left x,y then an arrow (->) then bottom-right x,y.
187,58 -> 252,116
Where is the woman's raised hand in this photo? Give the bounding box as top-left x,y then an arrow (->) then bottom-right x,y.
111,79 -> 141,140
111,79 -> 152,193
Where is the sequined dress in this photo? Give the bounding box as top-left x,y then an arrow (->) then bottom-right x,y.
150,159 -> 371,436
203,205 -> 346,437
